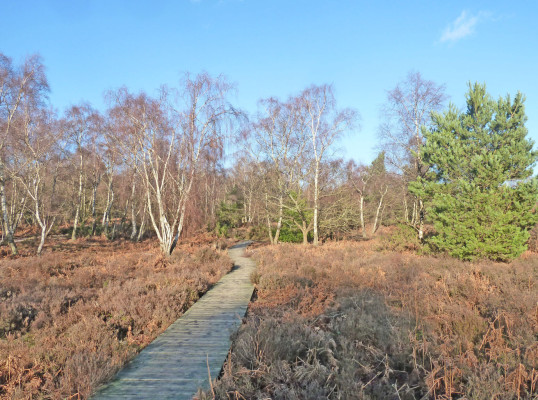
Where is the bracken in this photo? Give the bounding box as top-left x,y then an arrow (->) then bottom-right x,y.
206,240 -> 537,399
0,235 -> 233,399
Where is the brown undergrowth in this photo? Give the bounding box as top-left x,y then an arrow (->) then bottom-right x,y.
0,235 -> 233,399
209,240 -> 537,399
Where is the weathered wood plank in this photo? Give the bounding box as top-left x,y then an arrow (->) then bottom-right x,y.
92,241 -> 255,400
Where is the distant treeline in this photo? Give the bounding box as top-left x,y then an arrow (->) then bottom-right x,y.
1,54 -> 536,259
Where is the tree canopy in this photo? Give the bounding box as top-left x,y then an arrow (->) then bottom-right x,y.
411,83 -> 538,260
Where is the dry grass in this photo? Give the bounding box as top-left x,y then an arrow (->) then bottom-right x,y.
0,235 -> 233,399
209,239 -> 538,399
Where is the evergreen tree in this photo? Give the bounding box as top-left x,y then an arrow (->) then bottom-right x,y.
411,83 -> 538,261
370,151 -> 387,177
215,188 -> 244,237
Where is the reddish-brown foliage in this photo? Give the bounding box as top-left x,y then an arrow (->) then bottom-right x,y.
0,236 -> 233,399
210,240 -> 537,399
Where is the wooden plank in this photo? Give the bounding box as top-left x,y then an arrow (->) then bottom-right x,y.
92,241 -> 255,400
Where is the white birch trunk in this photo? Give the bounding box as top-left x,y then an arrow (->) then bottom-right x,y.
0,162 -> 17,254
90,182 -> 98,236
360,195 -> 366,238
371,186 -> 388,235
313,161 -> 320,246
71,154 -> 83,240
130,179 -> 138,240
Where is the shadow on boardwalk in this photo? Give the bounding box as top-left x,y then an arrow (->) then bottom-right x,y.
92,241 -> 256,399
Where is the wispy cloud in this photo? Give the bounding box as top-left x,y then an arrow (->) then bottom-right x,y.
440,11 -> 484,43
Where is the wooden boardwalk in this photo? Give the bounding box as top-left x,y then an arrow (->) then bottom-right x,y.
92,241 -> 255,399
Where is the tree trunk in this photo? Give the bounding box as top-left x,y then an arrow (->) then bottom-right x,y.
0,163 -> 17,255
404,196 -> 409,223
71,155 -> 84,240
371,187 -> 388,235
13,196 -> 26,236
301,220 -> 309,245
37,223 -> 46,255
102,192 -> 109,226
418,199 -> 424,242
34,194 -> 54,256
380,203 -> 386,228
242,200 -> 248,224
273,195 -> 283,245
247,193 -> 253,223
411,199 -> 417,226
313,161 -> 320,246
168,168 -> 198,256
120,197 -> 129,235
81,183 -> 86,224
137,203 -> 146,242
143,173 -> 172,255
102,172 -> 113,227
111,221 -> 117,240
169,202 -> 187,256
103,180 -> 114,237
130,180 -> 138,241
360,195 -> 366,238
90,182 -> 98,236
264,192 -> 275,245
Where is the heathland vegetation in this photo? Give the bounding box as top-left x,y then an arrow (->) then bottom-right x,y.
207,240 -> 537,399
1,53 -> 537,399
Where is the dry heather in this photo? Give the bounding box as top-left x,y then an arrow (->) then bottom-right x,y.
209,241 -> 537,399
0,236 -> 233,399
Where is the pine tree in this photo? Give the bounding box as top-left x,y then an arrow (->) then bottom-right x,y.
411,83 -> 538,261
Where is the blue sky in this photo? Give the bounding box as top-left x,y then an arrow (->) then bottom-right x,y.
1,0 -> 537,166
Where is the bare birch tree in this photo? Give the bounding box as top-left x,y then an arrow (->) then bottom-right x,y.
247,97 -> 308,245
301,84 -> 357,245
318,159 -> 356,240
95,117 -> 119,239
346,152 -> 393,237
233,156 -> 261,225
0,53 -> 48,254
368,152 -> 389,235
86,120 -> 105,236
166,73 -> 237,253
346,160 -> 370,238
110,72 -> 237,255
283,189 -> 313,245
15,106 -> 62,254
64,103 -> 98,240
378,71 -> 446,239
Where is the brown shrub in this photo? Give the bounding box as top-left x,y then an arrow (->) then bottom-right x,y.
208,241 -> 538,399
0,237 -> 233,399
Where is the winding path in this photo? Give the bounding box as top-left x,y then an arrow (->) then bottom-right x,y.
93,241 -> 255,399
